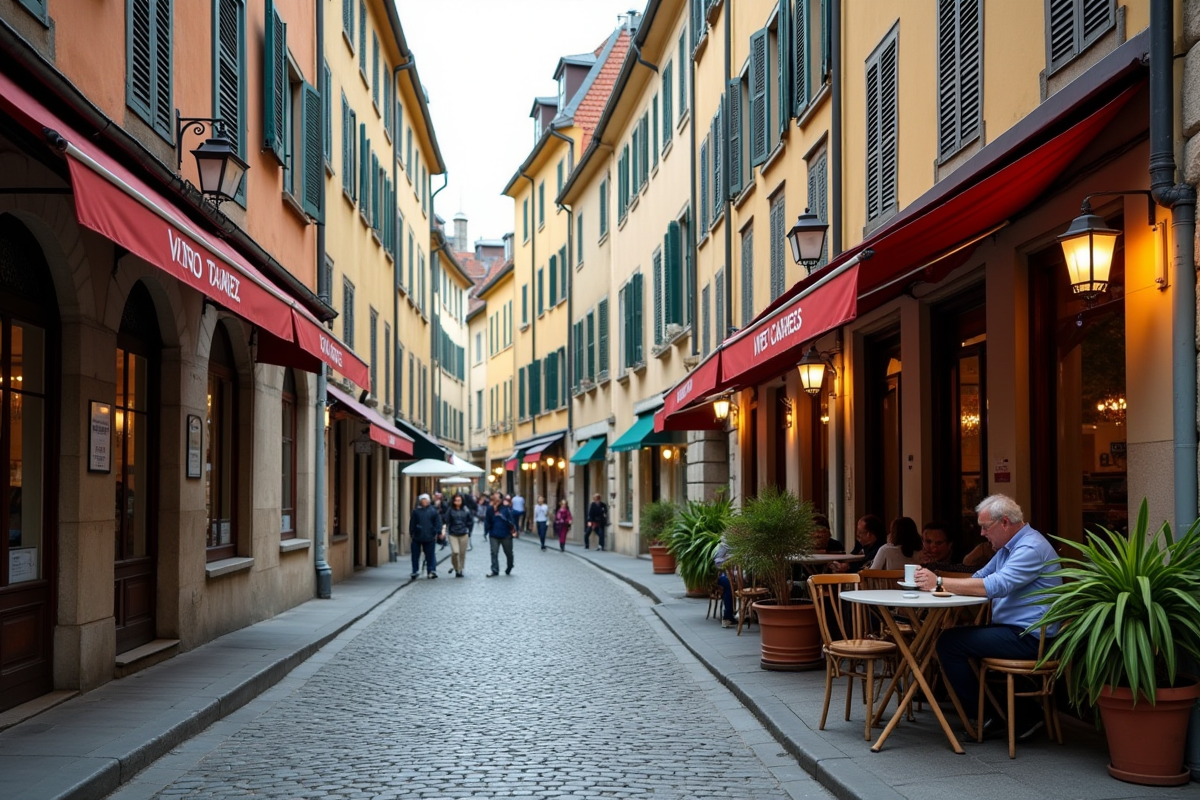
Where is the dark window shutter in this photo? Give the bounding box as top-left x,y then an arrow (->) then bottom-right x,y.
597,298 -> 609,377
653,249 -> 664,346
633,273 -> 644,364
937,0 -> 959,158
343,0 -> 353,37
215,0 -> 243,195
770,195 -> 786,300
151,0 -> 172,138
701,283 -> 710,355
586,311 -> 596,379
699,138 -> 709,232
821,0 -> 831,81
665,220 -> 682,326
715,269 -> 726,345
549,254 -> 558,304
519,367 -> 526,419
301,82 -> 323,220
711,97 -> 723,218
530,359 -> 541,416
358,0 -> 366,71
778,2 -> 791,136
640,114 -> 650,187
662,63 -> 673,147
1081,0 -> 1114,45
959,1 -> 982,145
691,0 -> 703,50
322,62 -> 332,163
794,0 -> 809,114
652,96 -> 659,168
573,320 -> 583,389
938,0 -> 981,159
741,227 -> 754,326
546,353 -> 557,410
879,37 -> 898,215
749,28 -> 769,166
1048,0 -> 1075,68
538,268 -> 544,315
599,179 -> 608,234
728,79 -> 742,195
560,246 -> 568,298
807,151 -> 829,269
264,0 -> 286,160
128,0 -> 154,123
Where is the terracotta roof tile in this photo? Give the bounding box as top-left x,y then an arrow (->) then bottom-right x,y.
576,29 -> 630,152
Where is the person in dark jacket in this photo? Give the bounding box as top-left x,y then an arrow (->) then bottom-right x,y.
485,491 -> 517,577
586,494 -> 608,551
445,494 -> 474,577
433,492 -> 450,549
409,493 -> 443,579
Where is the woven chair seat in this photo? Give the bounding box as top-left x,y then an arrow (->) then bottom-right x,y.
826,639 -> 898,659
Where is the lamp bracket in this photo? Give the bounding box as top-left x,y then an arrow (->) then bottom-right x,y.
175,112 -> 232,169
1080,190 -> 1156,228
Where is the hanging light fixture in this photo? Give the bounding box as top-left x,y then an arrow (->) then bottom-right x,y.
662,447 -> 673,460
1058,201 -> 1120,302
786,208 -> 830,271
797,346 -> 829,396
713,397 -> 731,421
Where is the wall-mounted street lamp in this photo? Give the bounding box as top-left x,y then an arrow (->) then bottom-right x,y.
797,346 -> 836,396
786,208 -> 830,272
1058,191 -> 1161,304
713,395 -> 738,428
176,112 -> 249,206
781,397 -> 794,428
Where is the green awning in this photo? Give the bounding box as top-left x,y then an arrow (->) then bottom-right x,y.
610,412 -> 676,452
570,436 -> 607,464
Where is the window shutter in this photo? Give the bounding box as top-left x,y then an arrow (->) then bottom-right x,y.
715,269 -> 726,345
807,151 -> 829,268
728,79 -> 742,195
341,96 -> 350,192
662,64 -> 673,147
937,0 -> 958,158
1082,0 -> 1114,46
343,0 -> 353,37
358,0 -> 366,71
215,0 -> 243,182
264,0 -> 287,160
1048,0 -> 1076,69
151,0 -> 172,138
959,1 -> 982,146
599,179 -> 608,235
530,359 -> 541,416
741,227 -> 754,326
359,124 -> 368,203
866,55 -> 880,220
549,254 -> 558,305
586,311 -> 596,379
821,0 -> 831,80
778,1 -> 791,136
597,297 -> 609,377
546,353 -> 558,411
633,273 -> 644,364
301,82 -> 323,220
519,367 -> 526,419
322,63 -> 332,164
749,28 -> 769,166
879,37 -> 899,215
699,138 -> 709,232
938,0 -> 981,159
794,0 -> 809,114
640,114 -> 650,187
691,0 -> 703,50
770,195 -> 786,300
701,283 -> 711,356
560,246 -> 568,299
371,34 -> 379,106
711,98 -> 723,218
653,249 -> 664,345
127,0 -> 154,126
652,96 -> 660,168
573,320 -> 584,389
665,220 -> 681,326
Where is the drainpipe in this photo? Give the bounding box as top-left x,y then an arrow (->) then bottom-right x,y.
1149,0 -> 1200,778
313,0 -> 331,598
548,128 -> 576,436
830,0 -> 843,256
521,171 -> 537,437
688,39 -> 699,353
430,177 -> 450,445
722,0 -> 733,340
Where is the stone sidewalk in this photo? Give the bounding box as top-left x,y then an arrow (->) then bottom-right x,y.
0,540 -> 1195,800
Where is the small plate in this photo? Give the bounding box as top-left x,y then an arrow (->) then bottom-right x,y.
902,592 -> 920,599
896,581 -> 918,589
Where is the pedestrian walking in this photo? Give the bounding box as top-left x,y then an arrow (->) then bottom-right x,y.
471,492 -> 488,549
533,495 -> 550,549
432,492 -> 450,549
444,494 -> 474,577
511,491 -> 526,532
408,493 -> 443,579
485,491 -> 517,577
553,499 -> 573,551
586,493 -> 608,551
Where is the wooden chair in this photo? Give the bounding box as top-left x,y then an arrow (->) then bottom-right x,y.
808,574 -> 899,740
706,581 -> 724,622
858,568 -> 905,590
939,572 -> 992,626
976,625 -> 1064,758
727,564 -> 769,635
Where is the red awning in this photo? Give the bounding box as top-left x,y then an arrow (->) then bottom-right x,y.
326,384 -> 413,457
653,349 -> 724,431
655,404 -> 726,434
0,71 -> 368,386
522,434 -> 564,463
257,308 -> 370,388
715,81 -> 1140,393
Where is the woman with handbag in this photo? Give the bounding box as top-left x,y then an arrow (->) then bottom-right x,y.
444,494 -> 474,578
586,493 -> 608,551
553,499 -> 573,552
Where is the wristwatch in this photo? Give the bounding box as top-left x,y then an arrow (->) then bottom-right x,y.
935,576 -> 944,591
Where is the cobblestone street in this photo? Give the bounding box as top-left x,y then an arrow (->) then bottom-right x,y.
107,544 -> 831,799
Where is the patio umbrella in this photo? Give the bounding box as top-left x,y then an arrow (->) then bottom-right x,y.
401,458 -> 461,477
439,476 -> 472,485
448,454 -> 484,475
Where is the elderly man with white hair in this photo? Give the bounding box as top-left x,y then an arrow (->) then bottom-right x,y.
914,493 -> 1062,742
409,493 -> 444,579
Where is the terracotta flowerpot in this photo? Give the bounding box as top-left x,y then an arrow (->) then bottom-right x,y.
1095,678 -> 1200,786
684,581 -> 712,598
752,600 -> 822,671
648,545 -> 676,574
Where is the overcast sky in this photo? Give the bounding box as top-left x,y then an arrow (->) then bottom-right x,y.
394,0 -> 642,247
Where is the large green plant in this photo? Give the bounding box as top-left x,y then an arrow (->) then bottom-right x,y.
724,487 -> 814,606
667,495 -> 733,590
1036,498 -> 1200,708
641,501 -> 679,547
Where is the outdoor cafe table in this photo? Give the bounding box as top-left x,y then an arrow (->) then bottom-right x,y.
840,589 -> 989,754
790,552 -> 865,577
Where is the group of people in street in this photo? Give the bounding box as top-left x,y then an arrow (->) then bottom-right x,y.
407,488 -> 611,578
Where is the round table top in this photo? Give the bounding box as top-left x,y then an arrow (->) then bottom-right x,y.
792,553 -> 865,564
840,589 -> 990,608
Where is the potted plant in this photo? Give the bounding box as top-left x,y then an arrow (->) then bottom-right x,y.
1036,498 -> 1200,786
667,495 -> 733,597
724,486 -> 819,670
641,500 -> 679,574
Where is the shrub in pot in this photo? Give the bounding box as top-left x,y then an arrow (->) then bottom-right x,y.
1036,498 -> 1200,786
725,487 -> 819,670
641,500 -> 679,574
667,495 -> 733,596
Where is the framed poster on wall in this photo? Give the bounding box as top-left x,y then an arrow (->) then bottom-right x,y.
187,414 -> 203,479
88,400 -> 112,473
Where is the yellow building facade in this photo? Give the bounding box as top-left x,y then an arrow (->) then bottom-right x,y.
479,261 -> 517,487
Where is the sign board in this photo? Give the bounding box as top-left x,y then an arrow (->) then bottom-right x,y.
186,414 -> 203,479
88,400 -> 112,473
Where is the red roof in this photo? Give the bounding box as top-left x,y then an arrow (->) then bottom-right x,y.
576,29 -> 630,152
453,250 -> 489,282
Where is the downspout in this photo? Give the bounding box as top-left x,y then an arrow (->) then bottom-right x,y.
313,0 -> 331,598
521,172 -> 537,436
1149,0 -> 1200,778
723,0 -> 733,340
548,129 -> 576,435
631,41 -> 659,74
689,38 -> 699,354
830,0 -> 843,256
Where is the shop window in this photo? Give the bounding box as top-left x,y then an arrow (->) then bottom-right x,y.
2,320 -> 47,583
621,451 -> 633,523
206,324 -> 239,561
281,369 -> 297,539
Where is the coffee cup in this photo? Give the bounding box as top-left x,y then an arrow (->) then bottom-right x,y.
904,564 -> 917,585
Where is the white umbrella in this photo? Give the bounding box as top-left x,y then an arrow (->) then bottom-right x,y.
448,454 -> 484,476
401,458 -> 461,477
439,476 -> 473,485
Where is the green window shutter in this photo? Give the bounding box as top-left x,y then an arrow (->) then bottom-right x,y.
711,98 -> 723,218
343,0 -> 353,38
741,226 -> 755,326
728,79 -> 742,195
699,138 -> 709,232
301,82 -> 323,220
151,0 -> 172,139
519,367 -> 526,419
821,0 -> 831,80
586,311 -> 596,379
546,353 -> 558,410
127,0 -> 154,124
716,269 -> 726,345
539,182 -> 545,225
537,268 -> 544,315
549,254 -> 558,305
263,0 -> 286,160
599,179 -> 608,235
577,213 -> 584,263
665,220 -> 681,326
559,246 -> 568,299
572,321 -> 583,390
521,284 -> 528,323
691,0 -> 703,50
778,1 -> 791,137
359,124 -> 368,205
662,63 -> 673,148
653,249 -> 663,346
597,297 -> 609,378
340,95 -> 350,192
372,33 -> 379,106
215,0 -> 244,198
749,28 -> 768,167
640,114 -> 650,187
770,194 -> 786,299
322,62 -> 332,163
633,273 -> 644,364
794,0 -> 810,115
807,151 -> 829,268
530,360 -> 542,416
652,94 -> 659,169
358,0 -> 366,72
620,285 -> 630,368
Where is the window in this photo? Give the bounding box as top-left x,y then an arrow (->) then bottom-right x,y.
748,27 -> 770,167
938,0 -> 982,160
662,62 -> 674,149
678,32 -> 688,117
384,323 -> 391,404
371,32 -> 379,107
597,296 -> 609,379
206,324 -> 238,561
1047,0 -> 1114,73
715,268 -> 726,346
865,27 -> 899,223
522,283 -> 529,324
559,246 -> 568,302
475,331 -> 482,363
322,61 -> 332,165
476,389 -> 483,429
576,213 -> 584,264
620,273 -> 644,370
342,278 -> 355,348
741,225 -> 755,326
701,282 -> 711,356
264,1 -> 288,163
652,94 -> 659,169
369,308 -> 378,394
343,0 -> 354,42
358,0 -> 366,74
653,247 -> 665,345
621,451 -> 633,523
213,0 -> 246,202
618,144 -> 630,220
699,136 -> 709,233
557,72 -> 567,110
549,254 -> 558,306
538,181 -> 545,227
127,0 -> 173,141
537,268 -> 544,315
690,0 -> 705,50
523,198 -> 529,241
710,97 -> 723,223
599,178 -> 609,237
729,73 -> 745,195
806,146 -> 829,269
557,159 -> 564,194
639,113 -> 650,189
281,369 -> 296,538
769,193 -> 786,300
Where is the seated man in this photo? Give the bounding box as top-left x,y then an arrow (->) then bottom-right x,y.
918,520 -> 975,574
811,513 -> 844,554
714,536 -> 736,629
914,494 -> 1061,741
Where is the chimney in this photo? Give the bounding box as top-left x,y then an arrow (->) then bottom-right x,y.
452,211 -> 468,252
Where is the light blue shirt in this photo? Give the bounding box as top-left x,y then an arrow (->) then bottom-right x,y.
511,495 -> 525,513
973,524 -> 1061,635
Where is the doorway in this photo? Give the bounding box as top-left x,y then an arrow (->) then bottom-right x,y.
865,332 -> 902,523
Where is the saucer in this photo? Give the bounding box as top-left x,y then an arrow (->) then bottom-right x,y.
902,592 -> 920,599
896,581 -> 918,589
